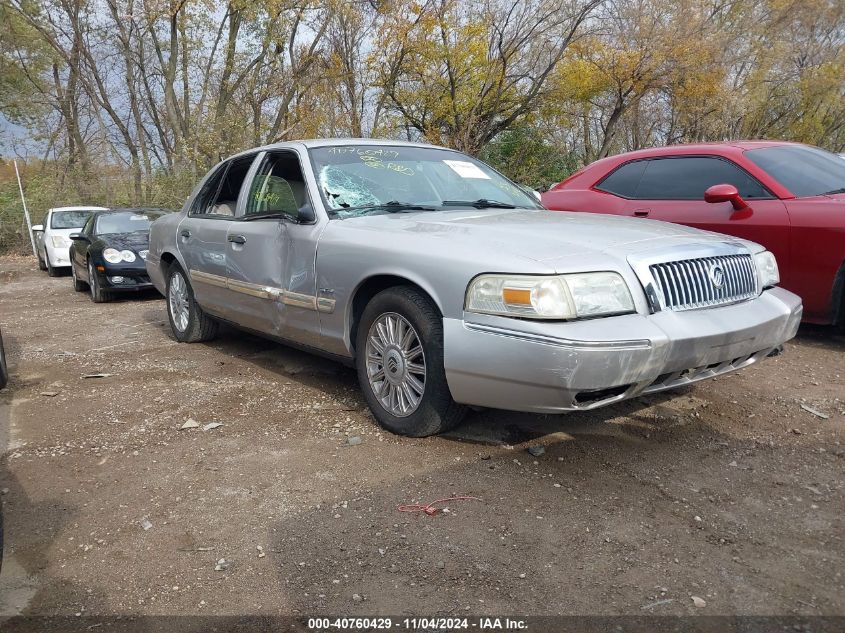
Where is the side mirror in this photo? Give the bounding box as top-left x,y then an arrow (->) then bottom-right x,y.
31,224 -> 44,232
704,184 -> 749,211
69,233 -> 89,241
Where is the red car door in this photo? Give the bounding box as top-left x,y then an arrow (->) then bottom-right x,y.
610,156 -> 793,290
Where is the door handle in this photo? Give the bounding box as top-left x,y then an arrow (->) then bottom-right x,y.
633,208 -> 651,217
179,229 -> 191,238
228,234 -> 247,245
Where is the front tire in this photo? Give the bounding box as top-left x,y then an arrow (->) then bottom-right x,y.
355,286 -> 466,437
88,259 -> 112,303
166,263 -> 218,343
37,250 -> 47,271
46,254 -> 59,277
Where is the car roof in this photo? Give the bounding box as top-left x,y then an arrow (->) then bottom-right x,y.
601,140 -> 801,161
49,206 -> 109,212
225,137 -> 455,161
100,207 -> 171,214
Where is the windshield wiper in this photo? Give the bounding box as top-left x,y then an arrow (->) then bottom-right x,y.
338,201 -> 438,214
820,188 -> 845,195
441,198 -> 517,209
241,212 -> 294,222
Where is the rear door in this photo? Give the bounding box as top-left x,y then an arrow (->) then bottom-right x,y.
178,154 -> 257,317
612,156 -> 792,284
225,149 -> 320,341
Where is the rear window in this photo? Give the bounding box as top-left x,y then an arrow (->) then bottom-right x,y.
745,145 -> 845,197
51,210 -> 93,229
595,161 -> 647,197
95,210 -> 166,235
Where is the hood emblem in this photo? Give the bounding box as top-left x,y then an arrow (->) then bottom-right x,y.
708,263 -> 725,289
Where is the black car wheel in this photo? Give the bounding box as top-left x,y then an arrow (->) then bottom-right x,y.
37,250 -> 47,271
355,286 -> 466,437
166,263 -> 218,343
71,257 -> 86,292
0,328 -> 8,390
88,259 -> 112,303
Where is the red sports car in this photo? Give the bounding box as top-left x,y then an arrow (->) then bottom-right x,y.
542,141 -> 845,325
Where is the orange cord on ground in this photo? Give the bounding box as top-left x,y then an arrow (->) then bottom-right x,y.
397,496 -> 482,516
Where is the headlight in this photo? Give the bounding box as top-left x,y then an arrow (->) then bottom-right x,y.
120,250 -> 136,262
465,272 -> 635,320
51,235 -> 69,248
103,248 -> 122,264
754,250 -> 779,289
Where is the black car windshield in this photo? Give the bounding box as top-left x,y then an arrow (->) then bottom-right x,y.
745,145 -> 845,197
308,144 -> 542,219
95,210 -> 166,235
51,210 -> 94,229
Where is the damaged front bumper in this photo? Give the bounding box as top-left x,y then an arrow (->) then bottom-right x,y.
443,286 -> 802,413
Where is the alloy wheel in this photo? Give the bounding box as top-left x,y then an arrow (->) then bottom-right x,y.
168,271 -> 190,333
365,312 -> 426,417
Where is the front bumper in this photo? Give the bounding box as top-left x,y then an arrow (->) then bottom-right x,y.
96,265 -> 154,291
46,244 -> 71,267
443,287 -> 802,413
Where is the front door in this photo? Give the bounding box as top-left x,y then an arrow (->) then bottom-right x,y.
226,149 -> 318,339
178,154 -> 257,318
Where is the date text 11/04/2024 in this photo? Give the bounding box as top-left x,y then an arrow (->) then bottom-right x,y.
307,617 -> 528,630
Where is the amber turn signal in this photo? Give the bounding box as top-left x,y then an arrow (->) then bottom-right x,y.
502,287 -> 531,306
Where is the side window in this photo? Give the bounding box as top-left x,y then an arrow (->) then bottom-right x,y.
192,155 -> 256,217
595,161 -> 647,197
634,157 -> 772,200
245,151 -> 313,221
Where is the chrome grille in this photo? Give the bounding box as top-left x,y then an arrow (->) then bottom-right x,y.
650,254 -> 758,311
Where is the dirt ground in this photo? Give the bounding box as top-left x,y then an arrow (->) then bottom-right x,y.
0,254 -> 843,621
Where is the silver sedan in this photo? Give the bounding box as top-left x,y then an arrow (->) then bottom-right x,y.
146,140 -> 802,436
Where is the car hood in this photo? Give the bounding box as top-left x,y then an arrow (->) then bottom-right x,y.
340,209 -> 756,268
97,232 -> 149,250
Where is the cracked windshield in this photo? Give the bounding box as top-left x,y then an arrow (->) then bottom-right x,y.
309,145 -> 541,218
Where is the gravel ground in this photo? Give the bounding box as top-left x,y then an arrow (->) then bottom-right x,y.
0,254 -> 843,620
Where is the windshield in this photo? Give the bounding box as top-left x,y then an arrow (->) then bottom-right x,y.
95,210 -> 165,235
745,145 -> 845,197
308,144 -> 542,218
51,210 -> 94,229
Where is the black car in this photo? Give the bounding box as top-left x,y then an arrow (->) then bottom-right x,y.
69,208 -> 171,302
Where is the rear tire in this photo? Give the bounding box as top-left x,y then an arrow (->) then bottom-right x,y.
355,286 -> 466,437
166,263 -> 218,343
88,259 -> 112,303
72,260 -> 86,292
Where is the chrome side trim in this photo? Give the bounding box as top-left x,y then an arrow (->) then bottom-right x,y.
463,322 -> 651,351
282,290 -> 317,310
316,297 -> 336,314
191,270 -> 228,289
190,268 -> 330,313
227,278 -> 273,299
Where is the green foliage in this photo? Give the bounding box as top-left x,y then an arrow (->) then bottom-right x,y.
480,127 -> 579,192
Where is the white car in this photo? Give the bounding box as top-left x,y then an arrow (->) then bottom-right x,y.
32,206 -> 107,276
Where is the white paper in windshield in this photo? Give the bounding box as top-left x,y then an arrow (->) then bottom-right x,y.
443,160 -> 490,179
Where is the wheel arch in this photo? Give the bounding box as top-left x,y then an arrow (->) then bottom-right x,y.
348,274 -> 443,356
